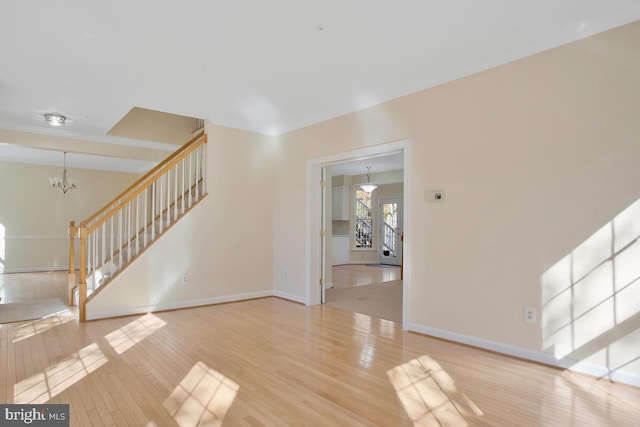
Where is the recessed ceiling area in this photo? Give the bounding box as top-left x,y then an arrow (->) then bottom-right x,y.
0,143 -> 157,174
107,107 -> 203,145
0,107 -> 201,173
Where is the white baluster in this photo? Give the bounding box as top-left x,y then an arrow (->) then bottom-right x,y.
201,144 -> 207,196
118,209 -> 123,271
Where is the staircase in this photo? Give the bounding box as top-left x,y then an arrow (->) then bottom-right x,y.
355,198 -> 372,247
67,132 -> 208,321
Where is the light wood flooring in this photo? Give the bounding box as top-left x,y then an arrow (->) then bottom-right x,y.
327,264 -> 402,322
331,264 -> 401,289
0,270 -> 68,304
1,272 -> 640,426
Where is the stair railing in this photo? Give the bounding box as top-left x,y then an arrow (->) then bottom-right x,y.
381,220 -> 397,257
355,218 -> 373,248
355,198 -> 371,219
355,198 -> 372,248
70,132 -> 208,321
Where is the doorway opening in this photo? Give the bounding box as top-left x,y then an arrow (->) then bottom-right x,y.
306,139 -> 411,328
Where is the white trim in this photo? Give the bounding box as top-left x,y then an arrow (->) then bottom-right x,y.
2,235 -> 68,240
401,143 -> 411,329
86,291 -> 273,321
306,139 -> 411,330
273,291 -> 308,305
408,323 -> 559,364
570,361 -> 640,387
2,266 -> 69,274
408,323 -> 640,388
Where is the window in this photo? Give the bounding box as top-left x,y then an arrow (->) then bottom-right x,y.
355,189 -> 373,248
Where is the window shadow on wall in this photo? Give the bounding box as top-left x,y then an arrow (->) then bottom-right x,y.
542,198 -> 640,381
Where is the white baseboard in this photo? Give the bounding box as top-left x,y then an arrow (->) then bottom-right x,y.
86,290 -> 273,320
408,323 -> 640,388
273,290 -> 308,305
3,235 -> 68,240
569,360 -> 640,386
2,266 -> 69,274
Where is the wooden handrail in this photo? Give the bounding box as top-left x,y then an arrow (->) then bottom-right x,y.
83,131 -> 206,226
74,132 -> 208,322
85,133 -> 207,233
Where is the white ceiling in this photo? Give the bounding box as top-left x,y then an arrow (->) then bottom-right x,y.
1,1 -> 639,163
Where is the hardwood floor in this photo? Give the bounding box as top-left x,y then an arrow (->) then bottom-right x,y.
331,264 -> 400,289
0,271 -> 68,303
1,274 -> 639,426
327,264 -> 402,322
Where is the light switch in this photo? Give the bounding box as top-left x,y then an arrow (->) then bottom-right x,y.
426,190 -> 445,202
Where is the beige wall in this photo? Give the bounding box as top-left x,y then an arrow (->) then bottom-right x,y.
86,122 -> 277,317
0,162 -> 138,272
107,107 -> 199,145
272,21 -> 640,382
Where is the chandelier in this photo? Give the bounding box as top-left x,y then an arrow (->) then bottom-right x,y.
49,152 -> 77,194
360,166 -> 377,193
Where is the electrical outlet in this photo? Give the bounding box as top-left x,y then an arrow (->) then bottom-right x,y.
182,274 -> 189,285
524,307 -> 537,323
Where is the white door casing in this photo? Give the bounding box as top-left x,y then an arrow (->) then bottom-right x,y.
305,139 -> 411,329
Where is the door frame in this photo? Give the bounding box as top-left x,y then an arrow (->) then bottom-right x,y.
305,139 -> 412,329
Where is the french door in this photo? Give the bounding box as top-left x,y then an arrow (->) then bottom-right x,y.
379,197 -> 403,266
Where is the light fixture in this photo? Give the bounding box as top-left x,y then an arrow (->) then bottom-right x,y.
44,113 -> 66,126
360,166 -> 378,193
49,152 -> 77,194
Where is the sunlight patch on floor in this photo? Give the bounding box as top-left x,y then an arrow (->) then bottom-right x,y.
105,313 -> 166,354
13,309 -> 75,342
14,343 -> 107,404
163,361 -> 239,427
388,355 -> 483,426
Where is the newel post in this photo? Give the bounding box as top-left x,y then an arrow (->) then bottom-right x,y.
78,224 -> 88,322
67,221 -> 77,306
